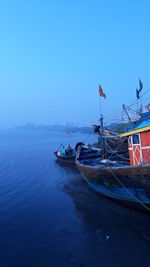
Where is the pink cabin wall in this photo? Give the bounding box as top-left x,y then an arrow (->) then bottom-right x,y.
128,130 -> 150,166
141,131 -> 150,164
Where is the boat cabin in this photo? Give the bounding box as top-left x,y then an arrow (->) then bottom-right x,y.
121,112 -> 150,166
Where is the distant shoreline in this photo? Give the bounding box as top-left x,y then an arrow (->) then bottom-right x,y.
12,121 -> 127,134
13,123 -> 92,134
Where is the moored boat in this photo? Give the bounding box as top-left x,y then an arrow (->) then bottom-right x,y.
76,151 -> 150,212
76,82 -> 150,212
54,144 -> 76,164
54,142 -> 101,164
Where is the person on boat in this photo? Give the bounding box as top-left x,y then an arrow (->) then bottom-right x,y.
67,144 -> 73,155
60,147 -> 66,155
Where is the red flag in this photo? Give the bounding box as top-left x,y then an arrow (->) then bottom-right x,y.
98,84 -> 106,98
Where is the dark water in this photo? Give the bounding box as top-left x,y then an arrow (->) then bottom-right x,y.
0,130 -> 150,267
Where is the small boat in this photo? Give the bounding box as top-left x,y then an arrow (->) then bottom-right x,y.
76,84 -> 150,212
54,142 -> 101,164
54,144 -> 76,164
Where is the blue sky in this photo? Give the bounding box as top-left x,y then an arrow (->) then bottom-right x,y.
0,0 -> 150,128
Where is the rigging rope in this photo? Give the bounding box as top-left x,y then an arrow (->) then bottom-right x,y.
105,136 -> 130,161
128,88 -> 150,109
106,142 -> 130,161
57,143 -> 64,151
83,130 -> 93,143
103,87 -> 150,126
95,86 -> 150,211
107,165 -> 150,212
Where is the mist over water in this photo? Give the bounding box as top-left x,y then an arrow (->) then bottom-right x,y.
0,129 -> 150,267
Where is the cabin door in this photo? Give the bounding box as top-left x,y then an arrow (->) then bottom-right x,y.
131,134 -> 143,165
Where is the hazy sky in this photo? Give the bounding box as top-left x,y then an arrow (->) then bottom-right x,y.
0,0 -> 150,128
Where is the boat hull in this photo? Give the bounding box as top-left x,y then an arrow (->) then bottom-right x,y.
54,147 -> 101,165
54,152 -> 75,164
76,161 -> 150,212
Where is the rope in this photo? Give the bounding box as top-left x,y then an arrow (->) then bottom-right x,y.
106,144 -> 130,161
105,137 -> 130,161
128,88 -> 150,109
57,144 -> 64,151
103,88 -> 150,126
83,130 -> 93,143
104,109 -> 122,120
108,165 -> 150,212
57,130 -> 93,151
123,104 -> 140,115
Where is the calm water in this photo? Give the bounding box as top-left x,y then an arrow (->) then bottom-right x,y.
0,130 -> 150,267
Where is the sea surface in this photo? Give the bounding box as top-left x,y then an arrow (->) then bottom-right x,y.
0,129 -> 150,267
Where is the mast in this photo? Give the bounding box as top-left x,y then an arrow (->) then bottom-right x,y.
100,114 -> 105,156
98,84 -> 106,156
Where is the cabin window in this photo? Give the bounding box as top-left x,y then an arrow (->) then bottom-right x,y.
132,134 -> 140,145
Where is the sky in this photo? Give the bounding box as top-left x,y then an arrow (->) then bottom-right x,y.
0,0 -> 150,128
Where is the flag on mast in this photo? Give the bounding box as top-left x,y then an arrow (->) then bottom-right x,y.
136,78 -> 143,100
98,84 -> 106,98
139,78 -> 143,91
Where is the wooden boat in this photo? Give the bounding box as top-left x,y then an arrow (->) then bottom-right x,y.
54,143 -> 101,164
54,151 -> 76,164
76,111 -> 150,213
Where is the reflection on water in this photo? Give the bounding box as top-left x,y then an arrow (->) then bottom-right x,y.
64,175 -> 150,266
54,160 -> 78,174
